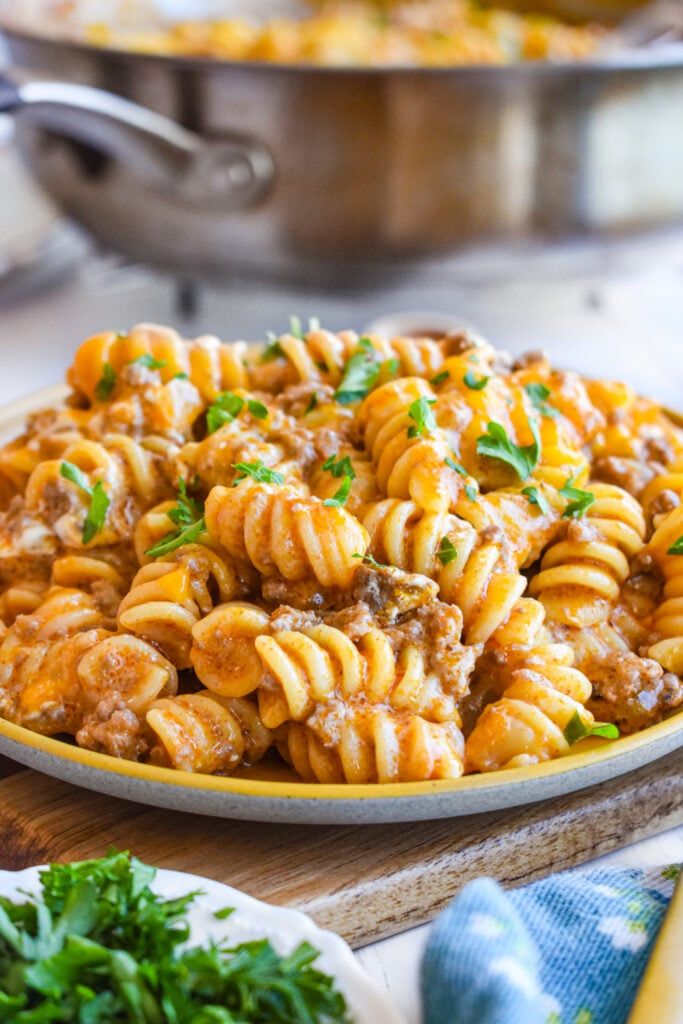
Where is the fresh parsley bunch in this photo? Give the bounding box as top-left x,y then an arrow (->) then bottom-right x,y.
0,852 -> 349,1024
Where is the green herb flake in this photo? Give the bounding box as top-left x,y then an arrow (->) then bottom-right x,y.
304,393 -> 318,415
522,485 -> 550,515
407,396 -> 437,438
60,461 -> 110,544
445,456 -> 468,477
465,484 -> 478,502
322,454 -> 356,480
667,535 -> 683,556
146,478 -> 206,558
437,536 -> 457,566
352,551 -> 387,569
525,381 -> 559,419
214,906 -> 235,920
206,391 -> 245,434
95,362 -> 116,401
323,476 -> 352,508
430,370 -> 450,386
563,711 -> 619,745
231,461 -> 285,487
334,340 -> 380,405
247,399 -> 268,421
172,371 -> 189,381
560,478 -> 595,519
130,353 -> 167,370
260,334 -> 284,362
476,419 -> 541,481
463,369 -> 489,391
380,357 -> 400,380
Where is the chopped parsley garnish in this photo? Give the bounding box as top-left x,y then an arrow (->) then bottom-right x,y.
206,393 -> 268,433
464,484 -> 478,502
437,536 -> 458,566
60,461 -> 110,544
231,461 -> 284,487
214,906 -> 236,920
172,371 -> 189,381
323,476 -> 352,508
463,369 -> 489,391
380,357 -> 400,380
146,478 -> 206,558
560,478 -> 595,519
522,485 -> 550,515
95,362 -> 116,401
407,396 -> 437,438
304,393 -> 318,415
563,711 -> 619,745
289,315 -> 305,339
476,419 -> 541,481
334,338 -> 380,405
431,370 -> 450,386
130,353 -> 167,370
667,535 -> 683,555
352,551 -> 387,569
260,335 -> 284,362
0,851 -> 349,1024
525,382 -> 559,419
445,456 -> 468,477
322,454 -> 356,480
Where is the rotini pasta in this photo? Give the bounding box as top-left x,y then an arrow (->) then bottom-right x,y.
0,320 -> 680,782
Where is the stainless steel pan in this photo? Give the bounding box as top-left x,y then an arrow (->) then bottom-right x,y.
1,26 -> 683,282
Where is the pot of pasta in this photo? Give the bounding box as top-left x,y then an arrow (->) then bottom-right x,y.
0,0 -> 682,281
0,320 -> 681,788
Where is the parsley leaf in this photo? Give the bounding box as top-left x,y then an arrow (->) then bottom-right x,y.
560,478 -> 595,519
304,393 -> 318,415
247,399 -> 268,420
407,396 -> 437,438
563,711 -> 619,745
95,362 -> 116,401
322,454 -> 356,480
465,484 -> 478,502
146,479 -> 206,558
445,456 -> 468,477
380,357 -> 400,380
431,370 -> 450,386
172,371 -> 188,381
522,485 -> 550,515
476,419 -> 541,481
525,382 -> 559,419
214,906 -> 235,920
60,461 -> 110,544
667,535 -> 683,555
323,476 -> 352,508
130,353 -> 166,370
206,391 -> 245,433
352,552 -> 387,569
334,339 -> 380,405
261,336 -> 284,362
232,461 -> 284,487
437,536 -> 457,566
463,370 -> 489,391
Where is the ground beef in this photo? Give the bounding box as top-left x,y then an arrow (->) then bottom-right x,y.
651,489 -> 680,517
76,698 -> 148,760
512,349 -> 548,370
591,456 -> 659,498
326,602 -> 377,641
565,517 -> 600,543
385,601 -> 479,699
643,433 -> 674,465
586,653 -> 683,733
269,605 -> 322,633
480,525 -> 505,545
350,565 -> 438,623
441,330 -> 486,355
262,577 -> 329,611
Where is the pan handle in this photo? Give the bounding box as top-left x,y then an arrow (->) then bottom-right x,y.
0,74 -> 274,207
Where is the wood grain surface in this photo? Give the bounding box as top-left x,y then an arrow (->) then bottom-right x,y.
0,752 -> 681,948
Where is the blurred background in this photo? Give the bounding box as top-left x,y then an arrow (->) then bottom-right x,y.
1,0 -> 682,403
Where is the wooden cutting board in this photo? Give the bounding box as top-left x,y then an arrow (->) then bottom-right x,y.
0,752 -> 681,949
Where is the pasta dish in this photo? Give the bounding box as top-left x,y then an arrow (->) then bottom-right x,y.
0,321 -> 681,785
67,0 -> 604,65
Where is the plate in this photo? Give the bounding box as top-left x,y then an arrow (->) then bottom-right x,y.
0,865 -> 405,1024
0,386 -> 681,824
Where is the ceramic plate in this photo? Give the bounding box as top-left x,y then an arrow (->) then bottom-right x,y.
0,386 -> 681,824
0,865 -> 405,1024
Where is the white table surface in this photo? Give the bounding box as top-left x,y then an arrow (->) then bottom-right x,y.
1,150 -> 683,1020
